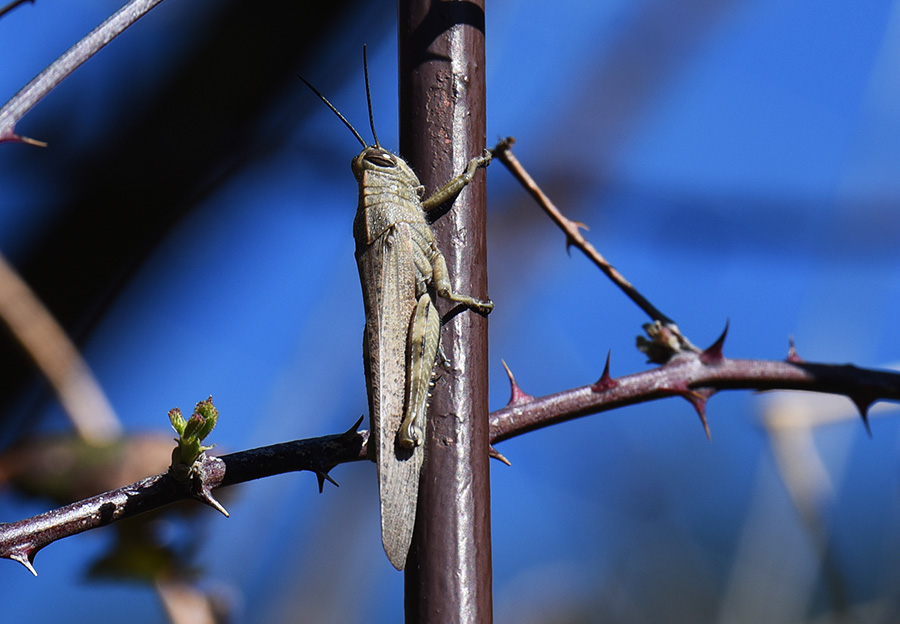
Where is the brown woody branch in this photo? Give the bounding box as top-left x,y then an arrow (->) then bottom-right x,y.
490,137 -> 697,353
2,347 -> 896,574
0,419 -> 368,575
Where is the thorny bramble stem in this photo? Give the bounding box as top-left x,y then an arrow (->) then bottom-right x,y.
1,351 -> 897,573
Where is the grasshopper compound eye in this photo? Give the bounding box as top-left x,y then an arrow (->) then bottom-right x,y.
364,149 -> 396,168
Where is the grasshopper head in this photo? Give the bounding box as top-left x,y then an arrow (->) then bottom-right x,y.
351,145 -> 421,190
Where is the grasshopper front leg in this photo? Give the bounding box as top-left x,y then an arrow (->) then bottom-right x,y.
421,150 -> 493,212
420,152 -> 495,315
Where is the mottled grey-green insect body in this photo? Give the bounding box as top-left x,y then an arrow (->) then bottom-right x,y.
301,55 -> 492,570
353,144 -> 492,569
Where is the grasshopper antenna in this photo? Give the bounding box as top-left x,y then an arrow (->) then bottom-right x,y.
297,74 -> 368,149
362,44 -> 380,148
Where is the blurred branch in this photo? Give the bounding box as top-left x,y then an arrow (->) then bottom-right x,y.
2,344 -> 898,574
0,0 -> 167,145
491,137 -> 697,353
0,253 -> 121,443
0,0 -> 32,20
760,393 -> 860,616
156,580 -> 219,624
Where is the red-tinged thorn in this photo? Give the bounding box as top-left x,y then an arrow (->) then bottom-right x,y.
786,336 -> 803,363
591,350 -> 618,392
700,320 -> 729,364
2,132 -> 48,148
851,396 -> 873,438
489,446 -> 512,466
694,398 -> 712,441
9,550 -> 37,576
502,359 -> 534,406
661,386 -> 712,440
683,389 -> 711,440
564,235 -> 575,255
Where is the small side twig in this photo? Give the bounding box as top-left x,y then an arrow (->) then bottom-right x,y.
0,0 -> 168,145
490,137 -> 696,353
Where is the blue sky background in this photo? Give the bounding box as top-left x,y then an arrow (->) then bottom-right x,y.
2,0 -> 900,622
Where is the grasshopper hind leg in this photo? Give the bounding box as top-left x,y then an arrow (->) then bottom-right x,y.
398,294 -> 441,449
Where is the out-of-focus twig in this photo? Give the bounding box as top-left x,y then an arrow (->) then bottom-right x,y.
491,137 -> 696,354
0,0 -> 33,20
156,580 -> 219,624
0,0 -> 168,145
758,392 -> 889,617
0,252 -> 121,443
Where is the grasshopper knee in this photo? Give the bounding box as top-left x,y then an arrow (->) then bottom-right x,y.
398,419 -> 423,449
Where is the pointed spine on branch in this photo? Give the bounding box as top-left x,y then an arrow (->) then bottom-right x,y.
850,396 -> 874,438
8,549 -> 37,576
591,351 -> 618,392
658,383 -> 714,440
502,359 -> 535,406
700,321 -> 729,364
786,336 -> 803,363
489,446 -> 511,466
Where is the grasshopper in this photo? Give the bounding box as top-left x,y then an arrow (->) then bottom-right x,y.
301,53 -> 493,570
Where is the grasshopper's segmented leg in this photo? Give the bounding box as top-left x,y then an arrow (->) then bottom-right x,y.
421,150 -> 492,212
398,295 -> 441,449
430,245 -> 494,314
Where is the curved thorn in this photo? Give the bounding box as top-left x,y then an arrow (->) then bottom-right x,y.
700,320 -> 729,364
502,359 -> 534,406
316,470 -> 339,493
660,385 -> 713,440
9,550 -> 37,576
197,486 -> 229,517
695,400 -> 711,441
851,396 -> 873,438
11,134 -> 47,148
489,446 -> 511,466
591,350 -> 617,392
344,415 -> 365,436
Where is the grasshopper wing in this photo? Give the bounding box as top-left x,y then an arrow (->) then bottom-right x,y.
359,222 -> 424,570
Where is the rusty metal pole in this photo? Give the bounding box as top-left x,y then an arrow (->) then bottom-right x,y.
397,0 -> 492,622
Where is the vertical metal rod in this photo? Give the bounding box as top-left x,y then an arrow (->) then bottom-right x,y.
398,0 -> 492,621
